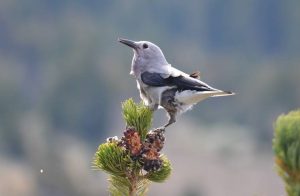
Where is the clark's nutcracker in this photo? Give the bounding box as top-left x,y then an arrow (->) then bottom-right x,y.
119,38 -> 234,128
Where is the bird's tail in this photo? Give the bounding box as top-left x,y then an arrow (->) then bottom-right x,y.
211,91 -> 235,97
175,90 -> 234,105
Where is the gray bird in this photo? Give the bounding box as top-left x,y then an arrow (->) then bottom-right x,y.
118,38 -> 234,128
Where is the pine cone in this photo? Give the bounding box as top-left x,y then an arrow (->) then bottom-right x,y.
143,158 -> 163,172
122,127 -> 142,156
141,129 -> 165,172
142,148 -> 160,160
144,129 -> 165,152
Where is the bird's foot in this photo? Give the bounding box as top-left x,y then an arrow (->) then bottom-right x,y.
163,117 -> 176,128
155,123 -> 172,132
150,126 -> 166,133
156,126 -> 166,132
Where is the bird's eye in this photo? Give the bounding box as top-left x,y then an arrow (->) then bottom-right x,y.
143,43 -> 148,49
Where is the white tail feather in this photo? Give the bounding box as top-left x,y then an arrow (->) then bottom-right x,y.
175,90 -> 234,105
212,91 -> 235,97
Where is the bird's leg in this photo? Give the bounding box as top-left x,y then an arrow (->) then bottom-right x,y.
148,103 -> 159,112
160,89 -> 178,129
163,111 -> 176,128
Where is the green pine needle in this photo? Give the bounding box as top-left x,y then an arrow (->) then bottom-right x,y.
135,178 -> 150,195
93,142 -> 132,177
108,175 -> 131,196
122,98 -> 153,141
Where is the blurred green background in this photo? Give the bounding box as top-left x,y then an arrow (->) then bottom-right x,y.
0,0 -> 299,195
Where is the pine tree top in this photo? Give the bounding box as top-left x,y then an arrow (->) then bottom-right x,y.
93,99 -> 172,196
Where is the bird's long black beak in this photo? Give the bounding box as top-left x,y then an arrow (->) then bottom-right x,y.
118,38 -> 138,49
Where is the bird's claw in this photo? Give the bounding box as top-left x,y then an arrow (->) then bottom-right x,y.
153,126 -> 166,133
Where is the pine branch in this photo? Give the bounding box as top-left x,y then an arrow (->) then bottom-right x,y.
93,99 -> 172,196
273,109 -> 300,196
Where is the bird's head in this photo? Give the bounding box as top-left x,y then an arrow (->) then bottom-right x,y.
118,38 -> 168,71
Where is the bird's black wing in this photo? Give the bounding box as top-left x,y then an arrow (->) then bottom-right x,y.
140,71 -> 170,86
141,71 -> 213,91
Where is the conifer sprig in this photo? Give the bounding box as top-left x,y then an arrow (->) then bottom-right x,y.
93,99 -> 172,196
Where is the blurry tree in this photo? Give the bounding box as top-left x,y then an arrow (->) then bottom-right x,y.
273,109 -> 300,195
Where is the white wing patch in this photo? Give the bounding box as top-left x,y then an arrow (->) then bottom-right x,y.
167,66 -> 189,77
